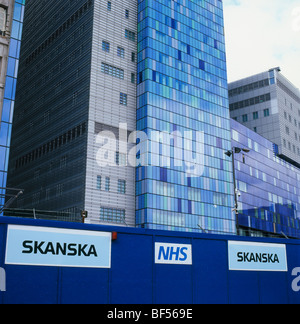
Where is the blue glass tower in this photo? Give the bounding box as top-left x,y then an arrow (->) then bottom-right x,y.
0,0 -> 25,208
136,0 -> 234,234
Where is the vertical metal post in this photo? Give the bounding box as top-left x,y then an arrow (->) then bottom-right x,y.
231,150 -> 239,235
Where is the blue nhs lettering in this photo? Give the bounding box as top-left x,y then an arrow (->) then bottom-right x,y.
158,246 -> 188,262
155,243 -> 192,265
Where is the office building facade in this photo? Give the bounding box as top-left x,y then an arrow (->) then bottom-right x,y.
232,119 -> 300,239
7,0 -> 235,234
136,0 -> 234,233
7,0 -> 137,225
0,0 -> 25,207
229,67 -> 300,167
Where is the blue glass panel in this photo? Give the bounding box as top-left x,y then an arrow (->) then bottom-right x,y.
0,122 -> 9,146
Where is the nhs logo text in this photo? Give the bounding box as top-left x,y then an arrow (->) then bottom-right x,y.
155,243 -> 192,265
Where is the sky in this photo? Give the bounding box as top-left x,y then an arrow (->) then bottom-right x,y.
223,0 -> 300,88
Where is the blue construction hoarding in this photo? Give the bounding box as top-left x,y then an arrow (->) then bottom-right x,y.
0,216 -> 300,304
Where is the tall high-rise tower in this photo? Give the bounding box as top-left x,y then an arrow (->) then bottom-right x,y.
7,0 -> 234,234
136,0 -> 234,233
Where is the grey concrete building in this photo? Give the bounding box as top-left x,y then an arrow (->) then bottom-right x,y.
229,67 -> 300,166
7,0 -> 137,226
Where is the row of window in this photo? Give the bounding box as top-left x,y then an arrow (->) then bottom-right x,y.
284,126 -> 300,140
106,1 -> 136,40
229,79 -> 270,97
229,93 -> 271,111
100,206 -> 126,224
283,139 -> 300,157
100,62 -> 136,86
107,1 -> 130,19
284,111 -> 300,130
25,0 -> 93,65
236,109 -> 270,123
277,79 -> 300,105
102,41 -> 136,62
101,62 -> 124,79
15,122 -> 87,169
97,176 -> 126,194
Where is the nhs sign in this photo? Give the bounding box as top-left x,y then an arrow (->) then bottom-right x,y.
155,243 -> 192,265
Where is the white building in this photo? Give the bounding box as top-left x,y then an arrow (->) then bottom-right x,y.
229,68 -> 300,166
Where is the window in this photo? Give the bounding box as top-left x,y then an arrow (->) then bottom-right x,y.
105,177 -> 110,191
199,59 -> 205,71
286,126 -> 290,135
253,111 -> 259,120
117,47 -> 125,58
131,73 -> 135,84
72,91 -> 79,105
102,41 -> 110,52
264,109 -> 270,117
101,62 -> 124,79
232,129 -> 239,141
97,176 -> 101,190
118,180 -> 126,194
107,1 -> 111,11
120,93 -> 127,105
45,189 -> 50,201
56,184 -> 64,197
100,207 -> 125,224
0,7 -> 6,34
60,156 -> 67,169
125,29 -> 136,41
116,152 -> 127,166
242,114 -> 248,122
125,9 -> 129,19
131,52 -> 136,62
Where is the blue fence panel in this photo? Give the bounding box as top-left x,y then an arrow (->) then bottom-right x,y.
228,271 -> 259,304
4,265 -> 59,304
259,272 -> 289,304
110,233 -> 153,304
60,268 -> 109,304
193,239 -> 228,304
0,217 -> 300,304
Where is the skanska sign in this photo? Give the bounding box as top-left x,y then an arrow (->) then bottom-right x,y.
228,241 -> 288,272
5,225 -> 111,268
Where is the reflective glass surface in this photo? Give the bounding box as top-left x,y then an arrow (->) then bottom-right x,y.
136,0 -> 235,234
232,119 -> 300,238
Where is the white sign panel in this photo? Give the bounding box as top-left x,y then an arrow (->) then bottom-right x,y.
5,225 -> 112,268
155,242 -> 192,265
228,241 -> 288,272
